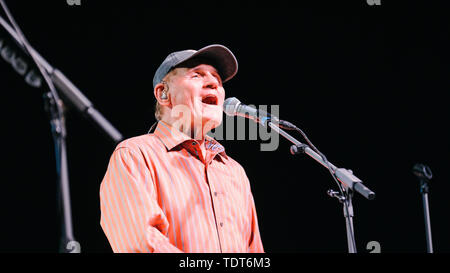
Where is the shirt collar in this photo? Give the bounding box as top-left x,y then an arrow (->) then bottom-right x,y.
153,121 -> 228,160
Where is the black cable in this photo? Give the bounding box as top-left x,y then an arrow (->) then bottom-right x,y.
275,120 -> 346,197
292,126 -> 344,190
277,120 -> 349,199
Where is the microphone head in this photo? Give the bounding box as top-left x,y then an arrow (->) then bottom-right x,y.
412,163 -> 433,180
223,97 -> 241,116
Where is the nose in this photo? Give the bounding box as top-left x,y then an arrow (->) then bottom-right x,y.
203,72 -> 219,90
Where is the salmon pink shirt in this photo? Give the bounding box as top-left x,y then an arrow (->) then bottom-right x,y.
100,121 -> 264,253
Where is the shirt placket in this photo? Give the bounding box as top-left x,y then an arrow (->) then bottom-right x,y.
205,162 -> 226,253
190,141 -> 223,252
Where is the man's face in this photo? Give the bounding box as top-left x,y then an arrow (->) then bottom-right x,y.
166,63 -> 225,134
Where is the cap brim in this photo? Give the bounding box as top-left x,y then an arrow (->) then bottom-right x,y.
179,44 -> 238,83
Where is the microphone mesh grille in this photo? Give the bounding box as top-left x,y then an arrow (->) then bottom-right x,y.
223,97 -> 241,116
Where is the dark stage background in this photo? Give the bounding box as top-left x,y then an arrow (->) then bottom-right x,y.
0,1 -> 449,253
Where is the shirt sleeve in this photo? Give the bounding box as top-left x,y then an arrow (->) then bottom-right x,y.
100,146 -> 183,253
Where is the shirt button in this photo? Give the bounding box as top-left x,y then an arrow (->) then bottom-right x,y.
220,222 -> 224,227
214,192 -> 218,197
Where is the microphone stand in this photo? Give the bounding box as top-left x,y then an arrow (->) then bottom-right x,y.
327,189 -> 356,253
263,119 -> 375,253
412,164 -> 434,253
420,179 -> 433,253
43,92 -> 78,253
0,5 -> 123,252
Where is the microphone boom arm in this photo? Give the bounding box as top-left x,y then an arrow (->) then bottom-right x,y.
266,120 -> 375,200
0,14 -> 123,144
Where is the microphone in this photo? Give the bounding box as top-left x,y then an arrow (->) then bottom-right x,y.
412,163 -> 433,194
223,97 -> 276,125
223,97 -> 298,130
412,163 -> 433,180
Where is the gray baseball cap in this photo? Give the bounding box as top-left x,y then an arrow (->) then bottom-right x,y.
152,44 -> 238,89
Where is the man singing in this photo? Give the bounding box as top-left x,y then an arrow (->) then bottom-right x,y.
99,44 -> 264,253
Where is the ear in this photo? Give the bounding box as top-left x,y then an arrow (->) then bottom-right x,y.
154,82 -> 171,107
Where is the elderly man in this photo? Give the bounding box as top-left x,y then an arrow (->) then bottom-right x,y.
99,45 -> 264,253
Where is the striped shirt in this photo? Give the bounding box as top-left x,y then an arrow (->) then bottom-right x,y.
99,121 -> 264,253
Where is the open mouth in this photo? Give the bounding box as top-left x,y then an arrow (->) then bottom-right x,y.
201,94 -> 218,106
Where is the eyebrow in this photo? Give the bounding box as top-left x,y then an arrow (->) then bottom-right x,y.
189,66 -> 222,82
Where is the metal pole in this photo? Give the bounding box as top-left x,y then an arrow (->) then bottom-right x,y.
421,183 -> 433,253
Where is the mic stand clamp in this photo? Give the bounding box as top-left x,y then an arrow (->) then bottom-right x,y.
327,189 -> 346,203
290,144 -> 308,155
43,92 -> 65,137
327,188 -> 357,253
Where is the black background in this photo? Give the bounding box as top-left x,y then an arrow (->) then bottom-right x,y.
0,0 -> 449,253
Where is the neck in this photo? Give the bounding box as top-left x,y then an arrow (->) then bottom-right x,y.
161,118 -> 212,159
160,116 -> 213,146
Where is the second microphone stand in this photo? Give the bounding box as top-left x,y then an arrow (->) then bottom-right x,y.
412,163 -> 434,253
43,92 -> 79,253
0,6 -> 122,253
